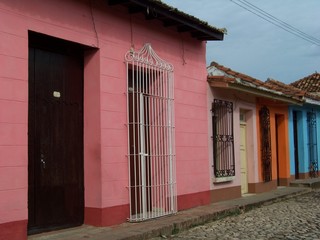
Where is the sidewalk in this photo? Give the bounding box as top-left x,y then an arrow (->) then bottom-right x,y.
28,186 -> 313,240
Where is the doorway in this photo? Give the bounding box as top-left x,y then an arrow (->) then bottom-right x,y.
128,86 -> 152,218
275,114 -> 285,186
293,111 -> 300,179
126,44 -> 176,221
240,111 -> 248,194
28,33 -> 84,234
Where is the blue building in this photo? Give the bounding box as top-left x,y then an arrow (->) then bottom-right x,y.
289,73 -> 320,179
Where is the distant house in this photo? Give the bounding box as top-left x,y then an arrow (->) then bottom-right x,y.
291,73 -> 320,92
0,1 -> 224,239
207,62 -> 304,201
289,73 -> 320,178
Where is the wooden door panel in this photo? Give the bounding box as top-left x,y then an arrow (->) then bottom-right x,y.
240,124 -> 248,194
28,39 -> 84,233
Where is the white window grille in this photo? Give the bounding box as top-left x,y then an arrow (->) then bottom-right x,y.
125,43 -> 176,221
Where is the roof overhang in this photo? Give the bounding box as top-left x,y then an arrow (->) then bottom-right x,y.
107,0 -> 224,41
306,97 -> 320,106
208,78 -> 304,106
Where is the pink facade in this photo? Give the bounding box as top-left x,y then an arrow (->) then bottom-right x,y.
207,87 -> 259,201
0,0 -> 223,239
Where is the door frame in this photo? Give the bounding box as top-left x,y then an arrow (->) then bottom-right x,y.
28,32 -> 85,234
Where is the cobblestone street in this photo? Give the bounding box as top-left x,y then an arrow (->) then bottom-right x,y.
151,190 -> 320,240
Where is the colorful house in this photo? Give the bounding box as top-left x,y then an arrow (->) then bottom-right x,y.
0,0 -> 224,239
289,73 -> 320,179
207,62 -> 304,202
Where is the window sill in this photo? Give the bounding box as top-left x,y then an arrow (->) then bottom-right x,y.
213,176 -> 235,183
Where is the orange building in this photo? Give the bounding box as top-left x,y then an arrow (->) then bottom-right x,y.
255,100 -> 291,192
252,80 -> 305,192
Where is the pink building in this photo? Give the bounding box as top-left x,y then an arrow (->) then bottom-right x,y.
207,62 -> 303,202
0,0 -> 224,239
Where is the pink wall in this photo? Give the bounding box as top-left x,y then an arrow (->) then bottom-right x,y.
208,88 -> 259,193
0,0 -> 29,228
0,0 -> 210,235
237,101 -> 259,184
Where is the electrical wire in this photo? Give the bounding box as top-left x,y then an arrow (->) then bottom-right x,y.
238,0 -> 320,44
230,0 -> 320,46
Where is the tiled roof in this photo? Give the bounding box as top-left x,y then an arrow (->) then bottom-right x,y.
208,61 -> 265,87
266,78 -> 320,102
265,79 -> 305,97
207,61 -> 304,103
290,72 -> 320,92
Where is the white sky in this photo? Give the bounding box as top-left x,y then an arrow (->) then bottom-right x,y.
162,0 -> 320,84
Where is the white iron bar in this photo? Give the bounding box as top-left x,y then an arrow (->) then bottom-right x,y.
135,79 -> 139,220
126,61 -> 132,219
150,88 -> 156,219
130,65 -> 133,221
158,82 -> 163,216
157,76 -> 162,216
166,76 -> 169,213
160,96 -> 165,215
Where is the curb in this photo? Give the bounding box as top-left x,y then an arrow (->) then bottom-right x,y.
125,188 -> 312,240
28,187 -> 313,240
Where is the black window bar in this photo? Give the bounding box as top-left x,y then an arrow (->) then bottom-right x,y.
212,99 -> 235,178
259,106 -> 272,182
307,111 -> 318,178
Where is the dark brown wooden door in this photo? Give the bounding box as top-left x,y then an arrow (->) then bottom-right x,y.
28,35 -> 84,234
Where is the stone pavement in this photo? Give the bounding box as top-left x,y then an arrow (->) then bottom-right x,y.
28,186 -> 313,240
151,189 -> 320,240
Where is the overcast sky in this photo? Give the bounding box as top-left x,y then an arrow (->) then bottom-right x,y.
162,0 -> 320,84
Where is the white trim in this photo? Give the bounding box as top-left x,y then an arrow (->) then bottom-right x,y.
213,176 -> 235,183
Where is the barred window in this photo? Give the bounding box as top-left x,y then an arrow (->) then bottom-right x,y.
126,43 -> 177,221
212,99 -> 235,178
259,106 -> 272,182
307,111 -> 318,177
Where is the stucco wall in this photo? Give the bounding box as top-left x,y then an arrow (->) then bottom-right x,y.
288,105 -> 320,177
256,101 -> 290,185
208,88 -> 258,197
0,0 -> 210,234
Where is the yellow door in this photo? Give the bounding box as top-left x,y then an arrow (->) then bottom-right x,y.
240,123 -> 248,194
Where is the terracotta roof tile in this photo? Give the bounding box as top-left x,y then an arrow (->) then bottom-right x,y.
265,79 -> 305,97
290,72 -> 320,92
305,92 -> 320,101
207,61 -> 305,103
208,61 -> 266,87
